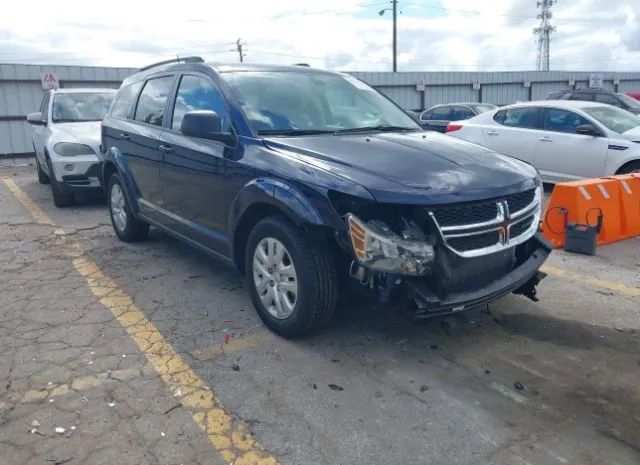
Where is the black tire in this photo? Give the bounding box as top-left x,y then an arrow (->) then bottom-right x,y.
36,156 -> 49,184
47,159 -> 75,207
617,161 -> 640,175
107,173 -> 149,242
244,216 -> 338,338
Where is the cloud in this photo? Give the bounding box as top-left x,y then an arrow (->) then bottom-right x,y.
0,0 -> 638,72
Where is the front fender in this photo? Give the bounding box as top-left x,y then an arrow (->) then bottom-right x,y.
229,178 -> 325,230
103,147 -> 141,216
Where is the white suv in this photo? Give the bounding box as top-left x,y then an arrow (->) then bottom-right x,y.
27,88 -> 115,206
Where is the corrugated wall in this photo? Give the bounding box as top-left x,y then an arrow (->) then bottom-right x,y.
349,70 -> 640,111
0,63 -> 135,156
2,65 -> 640,155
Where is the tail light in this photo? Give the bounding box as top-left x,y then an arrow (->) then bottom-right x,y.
445,123 -> 463,133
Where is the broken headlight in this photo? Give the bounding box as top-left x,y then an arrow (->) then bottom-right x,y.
347,214 -> 435,276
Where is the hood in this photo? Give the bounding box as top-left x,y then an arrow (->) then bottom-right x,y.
54,121 -> 102,143
264,131 -> 538,204
621,126 -> 640,142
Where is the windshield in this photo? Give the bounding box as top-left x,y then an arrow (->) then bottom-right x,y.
52,92 -> 114,123
222,71 -> 420,135
581,105 -> 640,134
471,104 -> 497,114
616,93 -> 640,109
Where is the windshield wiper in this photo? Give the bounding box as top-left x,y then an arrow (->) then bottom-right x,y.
333,125 -> 418,134
257,129 -> 335,136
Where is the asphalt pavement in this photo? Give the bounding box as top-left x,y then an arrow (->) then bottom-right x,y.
1,164 -> 639,465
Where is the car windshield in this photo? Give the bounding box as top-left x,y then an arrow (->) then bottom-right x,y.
471,104 -> 497,114
52,92 -> 114,123
222,71 -> 420,135
616,93 -> 640,109
581,105 -> 640,134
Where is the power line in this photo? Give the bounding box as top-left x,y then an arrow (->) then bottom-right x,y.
405,2 -> 626,22
273,1 -> 390,18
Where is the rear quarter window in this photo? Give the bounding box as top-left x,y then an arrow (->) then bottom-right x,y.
109,81 -> 143,119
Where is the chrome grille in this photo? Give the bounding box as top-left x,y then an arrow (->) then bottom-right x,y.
429,187 -> 541,258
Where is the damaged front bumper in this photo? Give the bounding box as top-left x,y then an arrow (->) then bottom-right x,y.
404,233 -> 552,318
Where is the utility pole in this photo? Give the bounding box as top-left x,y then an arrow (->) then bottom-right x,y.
236,38 -> 244,63
534,0 -> 556,71
379,0 -> 399,72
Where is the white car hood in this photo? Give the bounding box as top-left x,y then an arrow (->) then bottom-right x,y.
52,121 -> 103,159
621,126 -> 640,142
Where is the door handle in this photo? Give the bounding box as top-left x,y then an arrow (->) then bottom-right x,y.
159,144 -> 174,153
487,130 -> 499,136
119,133 -> 131,141
538,136 -> 553,142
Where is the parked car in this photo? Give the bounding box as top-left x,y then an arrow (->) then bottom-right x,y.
27,88 -> 115,207
418,103 -> 497,132
101,58 -> 550,337
546,88 -> 640,115
446,100 -> 640,182
626,91 -> 640,102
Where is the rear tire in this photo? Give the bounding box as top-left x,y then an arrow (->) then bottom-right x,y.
245,216 -> 338,338
617,161 -> 640,175
47,159 -> 75,207
107,173 -> 149,242
36,156 -> 49,184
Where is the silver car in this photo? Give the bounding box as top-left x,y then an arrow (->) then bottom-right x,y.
27,88 -> 115,207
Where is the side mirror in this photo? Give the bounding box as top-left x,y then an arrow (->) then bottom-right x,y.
576,124 -> 600,136
180,110 -> 234,145
27,112 -> 46,126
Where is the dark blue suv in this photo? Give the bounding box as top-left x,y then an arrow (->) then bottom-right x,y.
102,57 -> 551,337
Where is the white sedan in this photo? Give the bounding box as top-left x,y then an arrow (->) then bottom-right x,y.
446,100 -> 640,183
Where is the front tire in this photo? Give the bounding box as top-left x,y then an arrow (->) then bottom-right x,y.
36,156 -> 49,184
245,216 -> 338,338
617,161 -> 640,175
47,159 -> 75,207
107,173 -> 149,242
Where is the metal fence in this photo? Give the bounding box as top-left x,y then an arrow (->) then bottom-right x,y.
2,64 -> 640,156
349,71 -> 640,111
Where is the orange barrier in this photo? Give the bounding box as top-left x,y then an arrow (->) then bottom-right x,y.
609,174 -> 640,238
541,177 -> 629,249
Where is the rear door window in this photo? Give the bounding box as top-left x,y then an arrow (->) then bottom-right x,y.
110,81 -> 143,119
568,92 -> 594,102
171,75 -> 230,132
593,93 -> 621,107
134,76 -> 174,126
451,106 -> 475,120
496,107 -> 541,129
430,106 -> 452,120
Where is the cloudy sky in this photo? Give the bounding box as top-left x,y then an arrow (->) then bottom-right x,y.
0,0 -> 637,71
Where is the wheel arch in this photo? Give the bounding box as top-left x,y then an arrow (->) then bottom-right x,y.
102,147 -> 141,216
615,158 -> 640,175
229,178 -> 337,274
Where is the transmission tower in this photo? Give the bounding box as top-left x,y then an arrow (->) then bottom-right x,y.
533,0 -> 556,71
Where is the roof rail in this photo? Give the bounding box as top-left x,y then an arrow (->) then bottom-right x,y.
294,63 -> 310,67
139,56 -> 204,72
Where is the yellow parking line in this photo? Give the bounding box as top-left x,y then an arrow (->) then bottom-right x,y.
1,176 -> 278,465
1,177 -> 53,225
542,265 -> 640,298
74,258 -> 277,465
